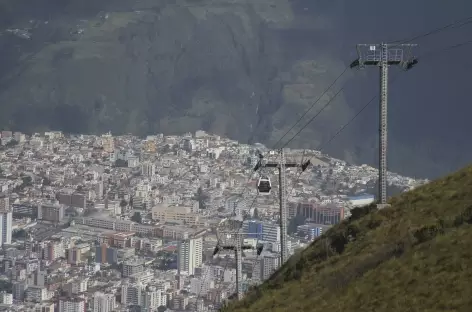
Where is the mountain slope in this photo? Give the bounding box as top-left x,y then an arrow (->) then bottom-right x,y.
0,0 -> 351,145
1,0 -> 471,178
223,165 -> 472,312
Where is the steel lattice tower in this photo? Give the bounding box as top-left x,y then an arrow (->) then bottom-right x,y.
214,218 -> 263,301
351,43 -> 418,208
279,149 -> 288,262
262,149 -> 310,264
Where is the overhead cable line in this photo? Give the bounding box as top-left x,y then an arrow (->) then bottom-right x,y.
274,16 -> 472,151
271,67 -> 350,150
388,15 -> 472,46
239,38 -> 472,308
285,38 -> 472,197
277,20 -> 472,152
197,22 -> 472,310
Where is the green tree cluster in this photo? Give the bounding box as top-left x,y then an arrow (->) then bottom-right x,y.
131,212 -> 142,223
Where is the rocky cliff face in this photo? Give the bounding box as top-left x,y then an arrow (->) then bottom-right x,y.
0,0 -> 351,146
1,0 -> 470,179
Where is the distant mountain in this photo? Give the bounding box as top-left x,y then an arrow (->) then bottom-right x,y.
222,165 -> 472,312
0,0 -> 471,179
0,0 -> 352,149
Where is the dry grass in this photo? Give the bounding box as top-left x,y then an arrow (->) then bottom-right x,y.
222,165 -> 472,312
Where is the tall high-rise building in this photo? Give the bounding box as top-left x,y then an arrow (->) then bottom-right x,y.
261,253 -> 280,280
92,292 -> 116,312
95,244 -> 118,264
95,180 -> 104,199
0,211 -> 12,246
67,247 -> 82,265
140,162 -> 156,177
38,203 -> 64,222
121,282 -> 143,306
177,237 -> 203,275
31,269 -> 46,287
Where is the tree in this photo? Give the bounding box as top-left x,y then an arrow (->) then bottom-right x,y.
195,187 -> 209,209
12,229 -> 26,239
120,199 -> 128,208
161,144 -> 171,154
5,140 -> 18,148
21,176 -> 32,187
253,207 -> 260,220
0,281 -> 12,292
131,212 -> 142,224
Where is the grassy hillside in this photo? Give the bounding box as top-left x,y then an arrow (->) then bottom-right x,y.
222,165 -> 472,312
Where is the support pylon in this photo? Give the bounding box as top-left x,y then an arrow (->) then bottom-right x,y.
351,43 -> 418,209
258,149 -> 310,264
214,228 -> 264,301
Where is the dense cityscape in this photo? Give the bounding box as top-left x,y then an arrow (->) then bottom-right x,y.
0,130 -> 427,312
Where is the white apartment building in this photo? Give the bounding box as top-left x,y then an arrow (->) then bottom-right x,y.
122,259 -> 145,277
0,197 -> 9,212
58,297 -> 86,312
151,205 -> 200,225
261,253 -> 280,280
140,162 -> 156,177
121,282 -> 143,306
0,291 -> 12,304
190,277 -> 214,296
141,286 -> 167,310
92,292 -> 116,312
177,237 -> 203,275
25,286 -> 49,302
0,211 -> 12,246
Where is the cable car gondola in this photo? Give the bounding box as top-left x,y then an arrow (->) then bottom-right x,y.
257,176 -> 272,195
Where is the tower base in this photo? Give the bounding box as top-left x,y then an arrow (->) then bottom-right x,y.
377,203 -> 391,209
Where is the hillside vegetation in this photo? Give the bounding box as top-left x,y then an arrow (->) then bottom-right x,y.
222,165 -> 472,312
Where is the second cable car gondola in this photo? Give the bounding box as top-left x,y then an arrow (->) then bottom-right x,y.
257,176 -> 272,195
